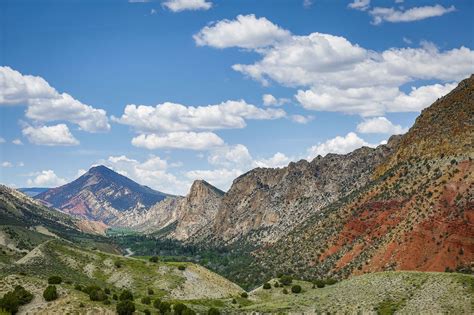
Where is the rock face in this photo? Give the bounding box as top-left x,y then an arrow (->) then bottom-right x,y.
113,180 -> 224,241
193,137 -> 400,246
250,75 -> 474,283
35,165 -> 168,223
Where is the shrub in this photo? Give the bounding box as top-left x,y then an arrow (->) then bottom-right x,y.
183,308 -> 196,315
144,309 -> 151,315
149,256 -> 159,263
0,285 -> 34,314
104,288 -> 111,295
280,275 -> 292,286
147,288 -> 154,295
291,285 -> 302,293
79,302 -> 85,308
74,284 -> 83,291
208,307 -> 220,315
240,292 -> 248,298
325,278 -> 337,285
112,294 -> 118,301
282,288 -> 288,294
103,299 -> 111,305
232,298 -> 237,304
174,302 -> 188,315
141,296 -> 151,305
178,265 -> 186,271
116,300 -> 135,315
114,261 -> 122,268
47,276 -> 62,284
159,301 -> 171,313
153,298 -> 162,309
89,288 -> 107,301
274,282 -> 280,288
119,290 -> 134,301
43,285 -> 58,302
314,280 -> 325,288
263,282 -> 271,290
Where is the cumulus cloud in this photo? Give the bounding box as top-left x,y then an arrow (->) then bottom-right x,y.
1,161 -> 13,168
369,5 -> 456,25
262,94 -> 290,106
27,170 -> 67,187
0,66 -> 110,132
22,124 -> 80,146
114,100 -> 285,133
253,152 -> 291,168
103,155 -> 190,195
307,132 -> 374,159
290,114 -> 314,124
208,144 -> 252,168
131,132 -> 224,150
186,168 -> 243,191
163,0 -> 212,12
194,14 -> 291,49
348,0 -> 371,11
12,139 -> 23,145
196,16 -> 473,116
357,117 -> 408,134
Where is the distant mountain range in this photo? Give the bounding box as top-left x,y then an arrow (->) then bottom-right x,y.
35,165 -> 169,223
27,75 -> 473,286
18,187 -> 49,197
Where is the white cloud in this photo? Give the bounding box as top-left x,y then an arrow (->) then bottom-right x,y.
369,5 -> 455,25
22,124 -> 79,146
208,144 -> 252,168
0,137 -> 5,143
262,94 -> 289,106
18,162 -> 24,167
76,169 -> 87,178
131,132 -> 224,150
0,66 -> 110,132
103,155 -> 189,195
195,16 -> 472,116
253,152 -> 290,168
114,100 -> 285,132
27,170 -> 67,187
186,168 -> 242,191
307,132 -> 374,159
357,117 -> 408,134
194,14 -> 291,49
303,0 -> 313,8
1,161 -> 13,168
163,0 -> 212,12
348,0 -> 371,11
12,139 -> 23,145
290,114 -> 314,124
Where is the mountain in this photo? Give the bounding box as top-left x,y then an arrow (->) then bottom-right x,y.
112,180 -> 224,240
247,75 -> 473,283
18,187 -> 49,197
198,138 -> 400,246
35,165 -> 169,223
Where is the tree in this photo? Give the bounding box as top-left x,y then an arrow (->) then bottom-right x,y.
116,300 -> 135,315
119,290 -> 134,301
291,285 -> 302,293
43,285 -> 58,302
240,292 -> 248,298
114,260 -> 122,268
47,276 -> 62,284
263,283 -> 271,289
148,288 -> 154,295
0,285 -> 34,314
280,275 -> 292,286
313,280 -> 325,288
153,298 -> 162,309
141,296 -> 151,305
173,302 -> 187,315
282,288 -> 288,294
88,287 -> 107,301
208,307 -> 220,315
149,256 -> 159,263
159,301 -> 171,313
183,308 -> 196,315
178,265 -> 186,271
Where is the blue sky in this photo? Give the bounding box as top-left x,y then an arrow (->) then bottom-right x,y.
1,0 -> 473,194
